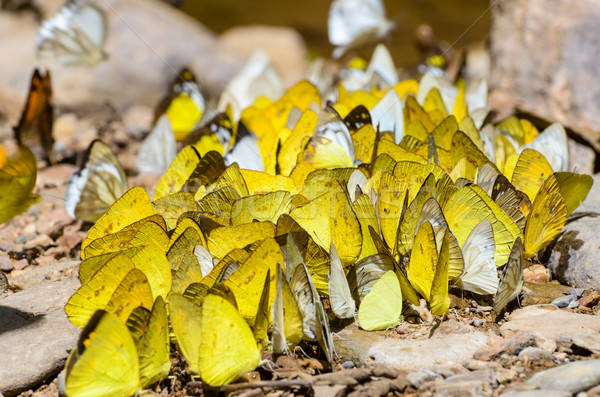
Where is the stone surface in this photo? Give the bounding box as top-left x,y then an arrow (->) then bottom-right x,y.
517,347 -> 553,364
500,305 -> 600,352
219,25 -> 308,88
526,359 -> 600,393
0,0 -> 244,123
434,370 -> 496,397
8,260 -> 79,290
474,332 -> 536,361
0,279 -> 80,396
500,391 -> 571,397
546,174 -> 600,290
489,0 -> 600,147
571,334 -> 600,355
336,320 -> 488,371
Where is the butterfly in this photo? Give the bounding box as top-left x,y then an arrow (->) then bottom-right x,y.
13,69 -> 54,162
224,122 -> 265,172
168,291 -> 261,386
301,106 -> 355,169
63,310 -> 142,396
0,143 -> 40,224
154,68 -> 205,141
136,115 -> 178,176
328,242 -> 356,319
328,0 -> 395,59
36,0 -> 107,66
217,49 -> 284,121
493,237 -> 524,313
65,139 -> 128,223
357,270 -> 402,330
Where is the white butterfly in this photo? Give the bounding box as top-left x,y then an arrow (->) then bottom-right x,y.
328,242 -> 356,319
340,44 -> 398,92
223,122 -> 264,172
285,234 -> 334,362
217,49 -> 284,120
136,114 -> 178,175
493,237 -> 524,313
328,0 -> 395,59
64,139 -> 127,222
455,220 -> 499,295
370,88 -> 404,142
36,0 -> 107,66
521,123 -> 569,172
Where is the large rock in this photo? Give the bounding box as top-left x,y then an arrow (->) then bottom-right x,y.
500,305 -> 600,352
546,173 -> 600,289
335,320 -> 488,371
0,279 -> 80,396
0,0 -> 244,124
526,359 -> 600,394
489,0 -> 600,147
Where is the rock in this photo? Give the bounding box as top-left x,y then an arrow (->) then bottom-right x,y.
434,370 -> 496,397
8,260 -> 79,290
546,174 -> 600,290
568,139 -> 596,175
407,370 -> 431,389
489,0 -> 600,147
526,359 -> 600,393
500,391 -> 571,397
523,265 -> 551,284
568,288 -> 586,298
0,279 -> 80,396
12,259 -> 28,271
522,282 -> 571,306
551,295 -> 577,308
0,0 -> 245,122
517,347 -> 553,365
500,305 -> 600,351
579,291 -> 600,308
219,25 -> 308,88
0,256 -> 13,272
571,334 -> 600,355
342,361 -> 354,369
473,332 -> 536,361
335,320 -> 488,371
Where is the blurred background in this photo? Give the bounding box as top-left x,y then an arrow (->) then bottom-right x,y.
181,0 -> 490,68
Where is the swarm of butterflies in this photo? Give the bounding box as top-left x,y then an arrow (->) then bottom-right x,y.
2,0 -> 590,395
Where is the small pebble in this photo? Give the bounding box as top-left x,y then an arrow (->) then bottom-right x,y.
13,259 -> 29,271
568,300 -> 580,309
568,288 -> 586,298
0,256 -> 13,272
342,361 -> 354,369
473,318 -> 485,327
476,305 -> 493,313
554,352 -> 568,362
551,295 -> 577,308
15,235 -> 36,244
407,371 -> 429,388
518,347 -> 553,364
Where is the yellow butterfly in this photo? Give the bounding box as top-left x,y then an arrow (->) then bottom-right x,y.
358,270 -> 402,330
125,297 -> 171,388
0,143 -> 39,224
64,310 -> 140,397
301,107 -> 355,169
154,67 -> 205,141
